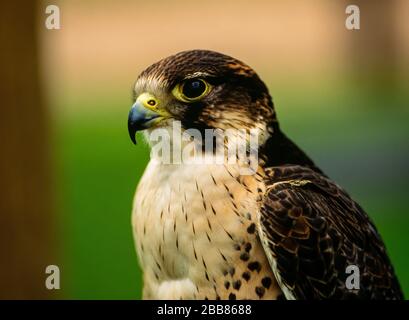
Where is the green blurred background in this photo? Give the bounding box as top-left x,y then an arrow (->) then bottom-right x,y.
1,0 -> 408,299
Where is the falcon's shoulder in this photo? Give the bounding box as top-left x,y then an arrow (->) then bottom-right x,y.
257,165 -> 403,300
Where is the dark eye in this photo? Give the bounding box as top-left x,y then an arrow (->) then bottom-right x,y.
182,79 -> 207,99
172,78 -> 211,102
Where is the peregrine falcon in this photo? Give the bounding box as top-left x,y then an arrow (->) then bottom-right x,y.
128,50 -> 403,300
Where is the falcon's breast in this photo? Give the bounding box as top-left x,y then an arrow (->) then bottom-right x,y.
132,158 -> 282,300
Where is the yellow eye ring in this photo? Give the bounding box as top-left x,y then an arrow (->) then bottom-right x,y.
172,78 -> 211,102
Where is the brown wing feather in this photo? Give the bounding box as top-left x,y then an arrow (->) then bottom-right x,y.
258,165 -> 403,299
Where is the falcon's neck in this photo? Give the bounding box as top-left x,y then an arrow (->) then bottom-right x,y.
261,130 -> 323,174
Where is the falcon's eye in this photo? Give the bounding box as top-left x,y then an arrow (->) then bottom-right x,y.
172,78 -> 210,102
182,79 -> 207,99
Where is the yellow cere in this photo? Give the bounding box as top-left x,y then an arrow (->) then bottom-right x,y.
136,92 -> 170,117
136,93 -> 159,111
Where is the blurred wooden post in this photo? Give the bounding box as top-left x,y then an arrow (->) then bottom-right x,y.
0,1 -> 56,298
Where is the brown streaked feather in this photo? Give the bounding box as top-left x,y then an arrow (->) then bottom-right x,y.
258,165 -> 403,300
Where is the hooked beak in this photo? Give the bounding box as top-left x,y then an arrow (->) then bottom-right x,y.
128,101 -> 162,144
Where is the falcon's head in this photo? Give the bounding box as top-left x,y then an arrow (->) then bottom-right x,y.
128,50 -> 277,144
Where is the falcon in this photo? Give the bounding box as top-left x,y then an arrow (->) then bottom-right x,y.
128,50 -> 403,300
